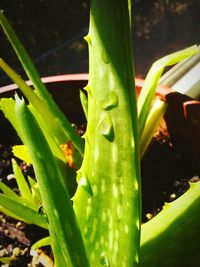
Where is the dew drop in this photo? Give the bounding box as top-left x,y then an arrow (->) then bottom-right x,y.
99,114 -> 114,141
101,91 -> 118,110
38,205 -> 45,216
99,252 -> 110,266
77,172 -> 93,196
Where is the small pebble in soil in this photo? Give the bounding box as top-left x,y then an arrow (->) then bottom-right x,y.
7,174 -> 15,181
145,213 -> 153,220
169,193 -> 176,201
189,176 -> 200,183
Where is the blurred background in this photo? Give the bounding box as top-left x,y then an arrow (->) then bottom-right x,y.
0,0 -> 200,86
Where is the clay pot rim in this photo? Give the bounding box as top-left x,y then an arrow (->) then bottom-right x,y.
0,73 -> 173,102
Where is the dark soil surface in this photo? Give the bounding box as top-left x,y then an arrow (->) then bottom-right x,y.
0,116 -> 199,266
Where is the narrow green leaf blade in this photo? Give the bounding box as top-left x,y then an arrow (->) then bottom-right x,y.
15,96 -> 89,267
137,45 -> 199,137
0,98 -> 24,142
0,57 -> 84,156
0,181 -> 19,200
31,236 -> 51,250
140,99 -> 167,157
0,193 -> 48,229
11,158 -> 33,202
0,11 -> 84,155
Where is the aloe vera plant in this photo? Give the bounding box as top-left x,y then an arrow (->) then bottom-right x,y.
0,1 -> 200,266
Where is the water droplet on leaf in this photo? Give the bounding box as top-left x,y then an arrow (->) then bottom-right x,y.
101,92 -> 118,110
77,171 -> 93,196
99,253 -> 110,266
99,114 -> 114,142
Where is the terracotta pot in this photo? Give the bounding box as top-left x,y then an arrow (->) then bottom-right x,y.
0,73 -> 199,151
0,74 -> 200,219
0,74 -> 149,142
0,74 -> 88,143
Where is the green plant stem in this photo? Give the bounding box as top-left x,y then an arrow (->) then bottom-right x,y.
15,97 -> 89,267
74,1 -> 141,266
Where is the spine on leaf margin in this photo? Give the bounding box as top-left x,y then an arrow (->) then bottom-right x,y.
74,1 -> 141,266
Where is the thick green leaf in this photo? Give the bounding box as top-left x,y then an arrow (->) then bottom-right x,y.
74,1 -> 141,266
140,181 -> 200,266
